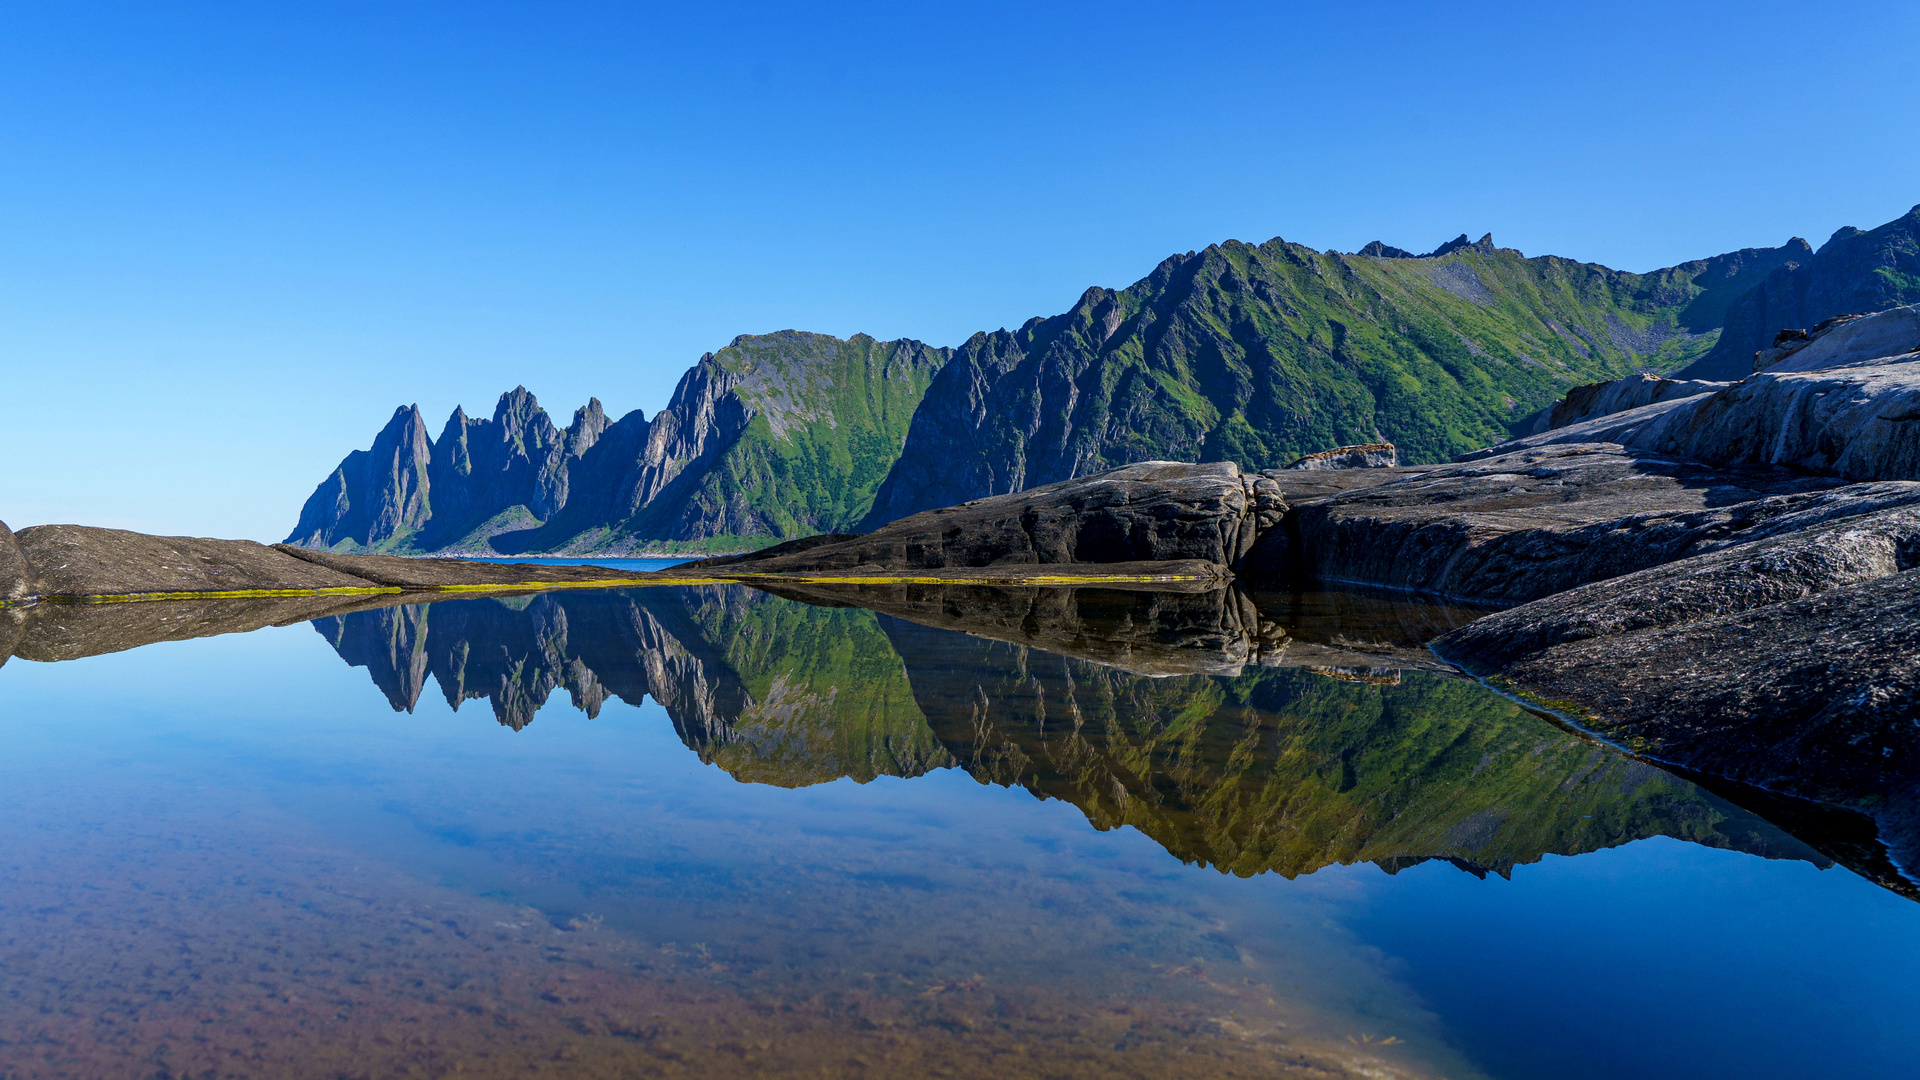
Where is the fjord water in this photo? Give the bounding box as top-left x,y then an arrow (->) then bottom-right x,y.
1,587 -> 1915,1079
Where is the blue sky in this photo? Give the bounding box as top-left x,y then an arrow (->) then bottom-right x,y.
3,0 -> 1916,539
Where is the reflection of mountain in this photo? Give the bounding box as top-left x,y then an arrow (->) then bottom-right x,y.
310,584 -> 1860,887
881,616 -> 1816,878
312,586 -> 946,786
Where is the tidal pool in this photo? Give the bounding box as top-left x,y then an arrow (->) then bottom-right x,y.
0,583 -> 1914,1079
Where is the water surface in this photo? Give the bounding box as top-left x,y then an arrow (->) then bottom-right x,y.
0,583 -> 1914,1079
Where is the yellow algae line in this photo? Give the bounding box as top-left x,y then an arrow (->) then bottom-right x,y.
45,587 -> 404,604
703,572 -> 1211,585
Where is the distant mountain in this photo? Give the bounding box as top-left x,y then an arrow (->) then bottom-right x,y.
1675,204 -> 1920,380
288,331 -> 946,554
861,233 -> 1799,524
290,205 -> 1917,552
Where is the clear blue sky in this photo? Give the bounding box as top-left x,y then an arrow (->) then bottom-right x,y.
3,0 -> 1916,540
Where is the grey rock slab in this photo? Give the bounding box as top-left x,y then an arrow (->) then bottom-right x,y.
1475,323 -> 1920,486
1761,303 -> 1920,373
1538,373 -> 1726,432
18,525 -> 381,598
1434,498 -> 1920,667
1244,444 -> 1851,603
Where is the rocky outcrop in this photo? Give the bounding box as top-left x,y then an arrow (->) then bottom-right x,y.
672,461 -> 1284,579
1757,303 -> 1920,373
1242,445 -> 1856,603
1677,205 -> 1920,381
18,525 -> 380,598
1281,442 -> 1398,470
1486,354 -> 1920,486
0,522 -> 655,602
1527,372 -> 1727,433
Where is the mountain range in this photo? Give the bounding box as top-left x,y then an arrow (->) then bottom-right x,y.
288,205 -> 1920,554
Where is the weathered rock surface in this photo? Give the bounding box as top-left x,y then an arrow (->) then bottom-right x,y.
1484,354 -> 1920,484
669,461 -> 1282,578
1749,305 -> 1920,373
1435,494 -> 1920,663
1281,443 -> 1398,470
0,522 -> 655,603
1243,445 -> 1851,603
1531,372 -> 1727,432
1,519 -> 34,604
18,525 -> 380,598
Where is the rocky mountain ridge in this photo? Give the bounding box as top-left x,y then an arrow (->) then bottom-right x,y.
290,206 -> 1920,552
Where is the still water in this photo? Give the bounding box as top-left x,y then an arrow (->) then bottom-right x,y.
0,583 -> 1915,1079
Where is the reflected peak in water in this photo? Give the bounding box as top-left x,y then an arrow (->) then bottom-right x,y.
302,583 -> 1849,887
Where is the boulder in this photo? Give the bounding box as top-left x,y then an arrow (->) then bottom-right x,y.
0,519 -> 33,603
1757,304 -> 1920,373
1279,443 -> 1398,470
1537,373 -> 1726,432
668,461 -> 1284,576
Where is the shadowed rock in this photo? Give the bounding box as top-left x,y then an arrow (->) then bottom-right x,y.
666,461 -> 1281,580
1242,444 -> 1849,603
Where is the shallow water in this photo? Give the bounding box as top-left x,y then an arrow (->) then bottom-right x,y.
1,583 -> 1916,1079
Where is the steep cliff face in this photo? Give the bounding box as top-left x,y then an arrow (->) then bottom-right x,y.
861,233 -> 1801,525
286,405 -> 434,550
288,331 -> 948,554
1679,206 -> 1920,380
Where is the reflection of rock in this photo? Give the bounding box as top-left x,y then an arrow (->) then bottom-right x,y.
9,592 -> 430,663
754,581 -> 1280,676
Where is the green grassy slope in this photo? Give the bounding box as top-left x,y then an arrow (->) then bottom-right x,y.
864,236 -> 1800,523
574,331 -> 950,553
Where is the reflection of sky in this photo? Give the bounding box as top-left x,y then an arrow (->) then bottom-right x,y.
3,621 -> 1918,1079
